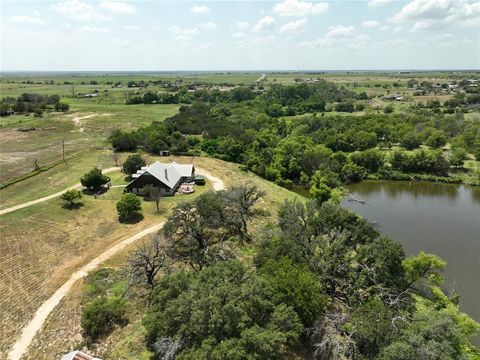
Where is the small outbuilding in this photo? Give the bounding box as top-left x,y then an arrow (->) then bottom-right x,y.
125,161 -> 195,196
61,351 -> 101,360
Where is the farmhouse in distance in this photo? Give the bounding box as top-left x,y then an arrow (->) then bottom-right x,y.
125,161 -> 195,195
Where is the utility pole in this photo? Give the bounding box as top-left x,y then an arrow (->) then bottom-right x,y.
62,140 -> 66,163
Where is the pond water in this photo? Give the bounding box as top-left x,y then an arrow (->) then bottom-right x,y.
341,180 -> 480,327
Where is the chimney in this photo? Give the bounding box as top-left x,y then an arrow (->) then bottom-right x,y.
164,168 -> 168,180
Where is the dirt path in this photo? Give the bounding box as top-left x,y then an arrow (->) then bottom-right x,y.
7,171 -> 224,360
0,167 -> 120,216
69,113 -> 111,133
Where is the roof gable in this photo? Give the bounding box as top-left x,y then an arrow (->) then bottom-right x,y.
128,161 -> 193,189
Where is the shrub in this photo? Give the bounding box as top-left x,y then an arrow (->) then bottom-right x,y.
81,296 -> 127,343
117,193 -> 142,222
80,168 -> 110,190
60,189 -> 83,208
122,154 -> 146,175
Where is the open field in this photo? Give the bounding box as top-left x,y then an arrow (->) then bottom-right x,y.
0,101 -> 179,183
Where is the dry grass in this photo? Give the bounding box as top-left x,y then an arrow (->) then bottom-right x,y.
0,171 -> 211,358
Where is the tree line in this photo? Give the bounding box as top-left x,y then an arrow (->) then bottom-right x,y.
0,92 -> 69,117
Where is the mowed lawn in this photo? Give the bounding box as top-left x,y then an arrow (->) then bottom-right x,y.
0,166 -> 212,358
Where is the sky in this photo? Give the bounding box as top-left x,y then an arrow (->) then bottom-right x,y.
0,0 -> 479,71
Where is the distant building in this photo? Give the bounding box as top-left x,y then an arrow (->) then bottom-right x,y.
61,351 -> 101,360
125,161 -> 195,196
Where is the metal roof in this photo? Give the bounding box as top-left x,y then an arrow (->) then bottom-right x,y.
129,161 -> 194,189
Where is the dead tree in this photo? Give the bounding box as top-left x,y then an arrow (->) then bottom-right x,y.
129,235 -> 167,289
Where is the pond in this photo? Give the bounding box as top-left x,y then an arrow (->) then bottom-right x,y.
341,180 -> 480,327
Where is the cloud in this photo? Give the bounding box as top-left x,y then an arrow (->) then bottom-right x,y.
200,21 -> 217,30
279,18 -> 307,33
236,21 -> 250,30
51,0 -> 110,22
10,15 -> 45,25
253,16 -> 276,32
78,26 -> 109,33
391,0 -> 480,30
190,5 -> 210,14
300,25 -> 370,49
253,35 -> 276,44
232,32 -> 247,40
99,1 -> 136,14
368,0 -> 392,7
362,20 -> 380,28
124,25 -> 140,30
273,0 -> 328,16
171,26 -> 199,36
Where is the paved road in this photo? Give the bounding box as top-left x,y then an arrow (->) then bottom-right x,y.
7,170 -> 224,360
0,167 -> 121,216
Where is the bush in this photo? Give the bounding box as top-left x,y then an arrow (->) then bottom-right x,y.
122,154 -> 146,175
81,296 -> 127,344
401,132 -> 423,150
341,162 -> 367,183
80,168 -> 110,190
259,257 -> 325,326
60,189 -> 83,208
117,193 -> 142,222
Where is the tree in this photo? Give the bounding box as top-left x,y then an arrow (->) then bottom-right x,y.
80,167 -> 110,190
54,102 -> 70,112
129,235 -> 167,288
163,193 -> 233,271
341,162 -> 366,183
122,154 -> 146,175
226,184 -> 265,237
149,186 -> 162,211
309,172 -> 332,204
401,132 -> 423,150
117,193 -> 142,222
81,296 -> 127,344
143,261 -> 303,359
259,257 -> 325,326
425,130 -> 447,148
383,104 -> 394,114
60,189 -> 83,208
450,147 -> 467,168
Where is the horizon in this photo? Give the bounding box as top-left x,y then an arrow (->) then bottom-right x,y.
1,0 -> 479,71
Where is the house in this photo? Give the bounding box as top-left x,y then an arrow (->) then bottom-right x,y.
61,351 -> 101,360
125,161 -> 195,196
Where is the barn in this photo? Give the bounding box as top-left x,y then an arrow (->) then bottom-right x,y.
125,161 -> 195,196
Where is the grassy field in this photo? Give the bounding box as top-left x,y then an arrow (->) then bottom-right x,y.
0,99 -> 178,183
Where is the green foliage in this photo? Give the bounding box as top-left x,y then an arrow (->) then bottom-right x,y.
116,193 -> 142,222
402,251 -> 446,287
258,257 -> 325,326
400,131 -> 423,150
81,296 -> 127,344
60,189 -> 83,208
341,162 -> 367,183
426,130 -> 447,148
143,261 -> 303,359
80,167 -> 110,190
122,154 -> 146,175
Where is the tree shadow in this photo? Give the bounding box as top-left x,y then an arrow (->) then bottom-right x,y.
82,187 -> 109,196
119,213 -> 144,224
62,202 -> 84,210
